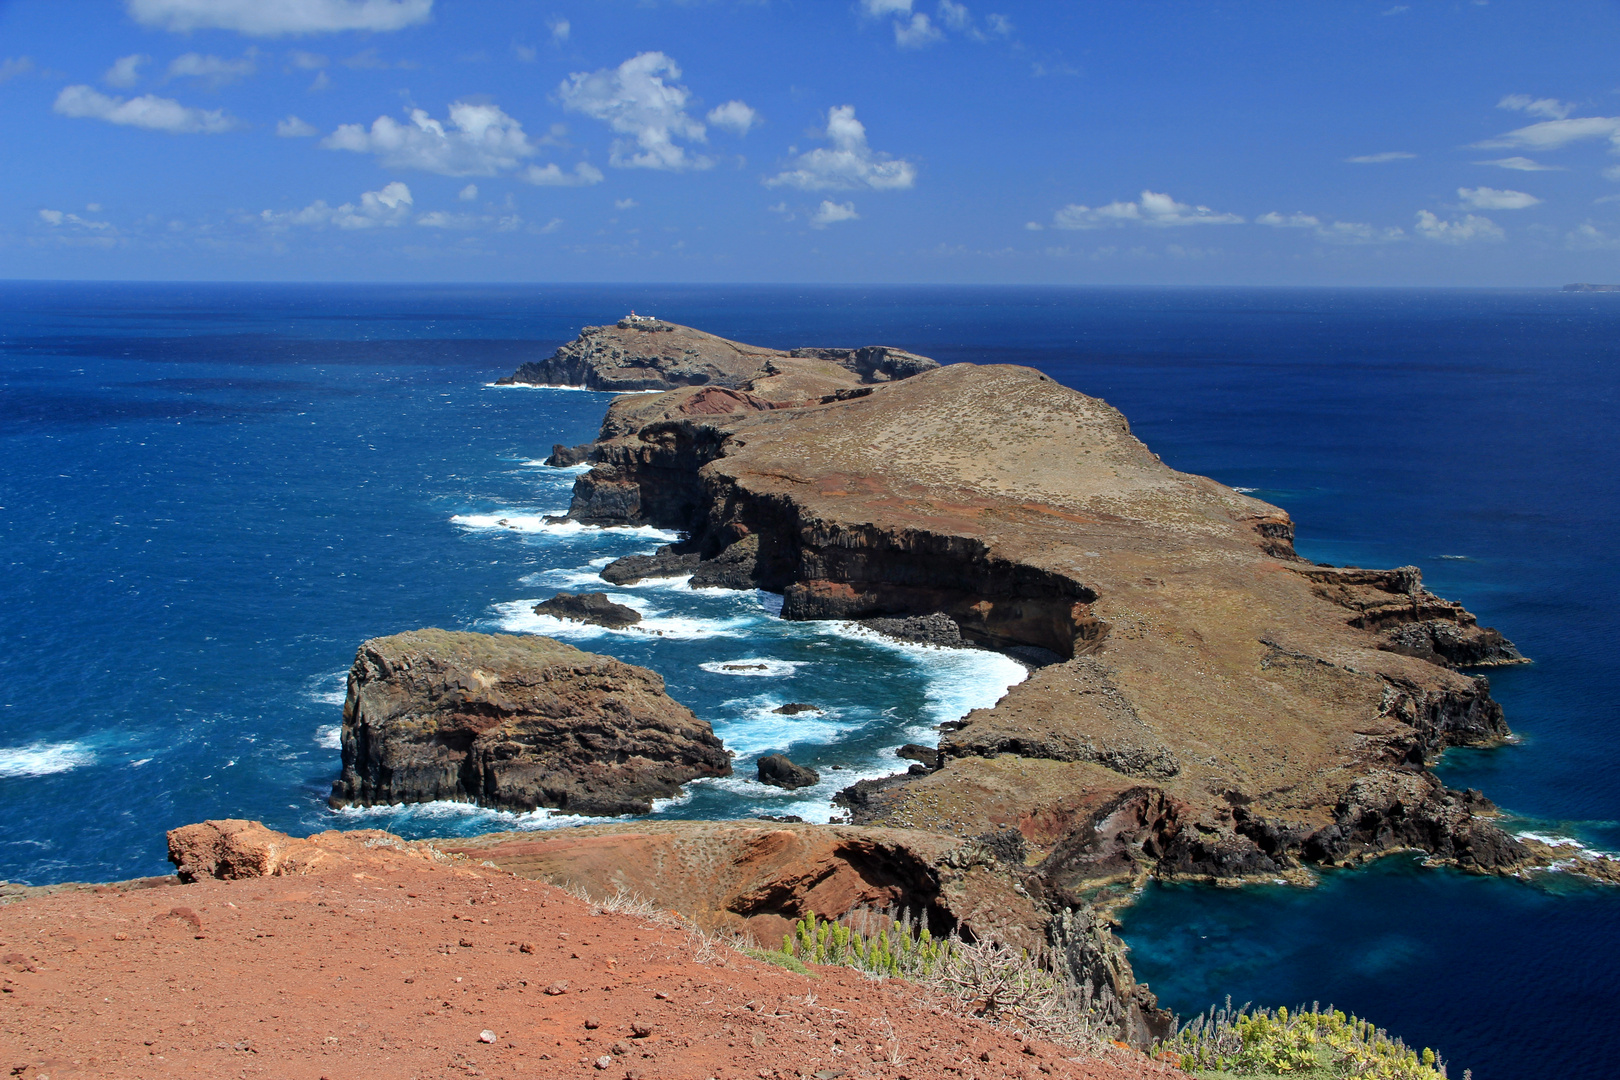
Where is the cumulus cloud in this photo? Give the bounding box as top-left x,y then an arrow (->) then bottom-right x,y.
126,0 -> 433,36
260,181 -> 412,229
706,100 -> 759,135
1498,94 -> 1574,121
810,200 -> 858,228
1474,116 -> 1620,151
520,162 -> 604,186
558,52 -> 712,170
1414,210 -> 1503,244
1052,190 -> 1243,229
54,85 -> 240,134
765,106 -> 915,191
104,54 -> 149,88
1345,151 -> 1415,164
1256,210 -> 1404,244
1255,211 -> 1318,228
323,102 -> 538,176
276,114 -> 317,136
167,51 -> 258,88
458,183 -> 477,201
1458,186 -> 1541,210
38,209 -> 113,230
1473,156 -> 1562,171
894,13 -> 945,47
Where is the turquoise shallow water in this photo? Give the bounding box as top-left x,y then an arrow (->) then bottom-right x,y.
2,283 -> 1616,1078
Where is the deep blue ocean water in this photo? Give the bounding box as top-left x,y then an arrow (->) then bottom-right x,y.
2,283 -> 1616,1079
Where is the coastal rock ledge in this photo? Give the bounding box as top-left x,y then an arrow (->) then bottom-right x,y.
328,629 -> 731,816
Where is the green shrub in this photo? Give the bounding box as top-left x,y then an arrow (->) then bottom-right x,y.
741,946 -> 815,977
1161,1000 -> 1455,1079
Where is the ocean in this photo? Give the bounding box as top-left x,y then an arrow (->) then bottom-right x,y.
1,283 -> 1615,1079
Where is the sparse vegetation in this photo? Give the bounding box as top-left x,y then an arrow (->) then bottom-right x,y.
1159,1000 -> 1456,1079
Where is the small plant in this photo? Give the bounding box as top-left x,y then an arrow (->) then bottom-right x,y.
1159,998 -> 1452,1079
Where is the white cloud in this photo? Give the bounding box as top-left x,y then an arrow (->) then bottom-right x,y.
288,50 -> 327,69
104,54 -> 149,88
512,41 -> 537,63
861,0 -> 912,14
538,217 -> 562,234
38,209 -> 113,230
1475,116 -> 1620,150
1605,164 -> 1620,182
549,17 -> 570,44
940,1 -> 972,29
1256,211 -> 1319,228
53,85 -> 240,134
1053,190 -> 1243,229
458,183 -> 478,201
415,210 -> 477,228
260,181 -> 412,229
615,198 -> 638,209
323,102 -> 538,176
1498,94 -> 1574,121
1345,151 -> 1415,164
1,57 -> 36,84
520,161 -> 604,186
1566,222 -> 1620,249
706,100 -> 759,135
765,105 -> 915,191
985,13 -> 1012,36
276,114 -> 317,136
1458,185 -> 1541,210
1414,210 -> 1504,244
558,52 -> 711,171
126,0 -> 433,36
309,71 -> 330,91
894,13 -> 945,47
1473,156 -> 1562,171
810,200 -> 858,228
166,51 -> 258,88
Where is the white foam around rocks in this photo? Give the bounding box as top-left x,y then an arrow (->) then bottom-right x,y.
0,741 -> 96,778
699,658 -> 809,677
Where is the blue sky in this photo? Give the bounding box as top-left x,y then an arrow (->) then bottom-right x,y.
3,0 -> 1620,284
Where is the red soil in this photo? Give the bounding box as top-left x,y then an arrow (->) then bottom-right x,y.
0,850 -> 1184,1080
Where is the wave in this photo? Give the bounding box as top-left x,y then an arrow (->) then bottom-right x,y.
316,725 -> 342,750
699,657 -> 809,677
0,741 -> 96,778
818,621 -> 1027,731
483,383 -> 661,395
328,790 -> 693,833
1515,829 -> 1620,871
450,512 -> 680,541
305,670 -> 349,707
491,598 -> 757,641
518,459 -> 594,475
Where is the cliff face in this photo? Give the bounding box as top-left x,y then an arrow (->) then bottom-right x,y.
495,317 -> 937,393
328,629 -> 731,816
554,349 -> 1531,889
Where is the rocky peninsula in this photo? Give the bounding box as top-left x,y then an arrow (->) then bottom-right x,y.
524,319 -> 1536,896
327,629 -> 731,816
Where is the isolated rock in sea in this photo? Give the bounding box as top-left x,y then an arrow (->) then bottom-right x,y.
772,702 -> 819,715
600,544 -> 701,585
545,442 -> 593,467
549,331 -> 1531,888
496,318 -> 938,393
860,612 -> 963,647
532,591 -> 642,629
328,629 -> 731,816
757,754 -> 820,790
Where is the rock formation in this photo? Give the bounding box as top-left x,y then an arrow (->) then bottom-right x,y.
757,753 -> 820,789
497,317 -> 938,393
327,629 -> 731,816
545,334 -> 1533,891
531,590 -> 642,629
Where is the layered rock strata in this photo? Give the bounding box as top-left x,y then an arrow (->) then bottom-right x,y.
328,629 -> 731,816
497,318 -> 938,393
548,338 -> 1532,890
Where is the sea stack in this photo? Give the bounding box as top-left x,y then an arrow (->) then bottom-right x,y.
328,629 -> 731,816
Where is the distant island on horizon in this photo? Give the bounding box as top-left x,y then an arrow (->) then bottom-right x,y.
1563,283 -> 1620,292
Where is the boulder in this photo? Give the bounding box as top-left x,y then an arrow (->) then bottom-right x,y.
772,703 -> 820,715
328,629 -> 731,816
532,591 -> 642,629
757,754 -> 820,790
860,613 -> 963,647
601,544 -> 701,585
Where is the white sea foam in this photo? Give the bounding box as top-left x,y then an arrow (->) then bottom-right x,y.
699,658 -> 809,677
492,598 -> 755,641
306,670 -> 348,707
1233,486 -> 1259,494
0,741 -> 96,778
451,512 -> 679,541
819,621 -> 1027,730
329,790 -> 692,832
483,383 -> 662,395
713,697 -> 845,755
316,725 -> 342,750
519,459 -> 593,474
1515,830 -> 1620,870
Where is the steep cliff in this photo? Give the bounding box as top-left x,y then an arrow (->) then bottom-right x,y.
552,349 -> 1532,890
328,629 -> 731,816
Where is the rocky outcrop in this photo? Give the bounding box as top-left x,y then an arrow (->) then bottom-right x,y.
327,629 -> 731,816
757,754 -> 820,790
600,543 -> 701,585
544,335 -> 1532,891
532,591 -> 642,629
773,702 -> 820,715
861,612 -> 964,646
497,319 -> 939,394
544,441 -> 593,466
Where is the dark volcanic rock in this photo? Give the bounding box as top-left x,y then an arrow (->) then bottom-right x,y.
328,629 -> 731,816
533,591 -> 642,629
859,612 -> 963,647
787,345 -> 939,382
896,744 -> 940,769
756,754 -> 820,790
689,534 -> 765,589
601,544 -> 702,585
545,442 -> 594,467
772,703 -> 820,715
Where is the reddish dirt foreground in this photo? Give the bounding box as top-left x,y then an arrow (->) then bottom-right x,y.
0,838 -> 1184,1080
